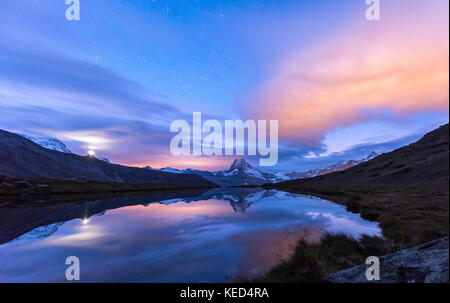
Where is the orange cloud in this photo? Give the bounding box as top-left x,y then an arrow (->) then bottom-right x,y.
244,0 -> 449,143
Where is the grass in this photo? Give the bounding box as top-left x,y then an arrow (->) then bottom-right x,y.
242,189 -> 448,282
236,232 -> 392,283
270,190 -> 449,247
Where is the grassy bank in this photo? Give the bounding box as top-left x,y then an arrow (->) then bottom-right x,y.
0,176 -> 215,204
238,232 -> 393,283
271,190 -> 449,246
243,189 -> 449,282
245,124 -> 449,282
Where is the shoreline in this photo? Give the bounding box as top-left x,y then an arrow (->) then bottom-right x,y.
2,175 -> 447,282
246,183 -> 449,282
0,175 -> 216,205
263,184 -> 449,245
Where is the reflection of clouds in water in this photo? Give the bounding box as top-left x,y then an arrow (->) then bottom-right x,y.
0,190 -> 381,282
307,212 -> 380,237
224,213 -> 366,277
226,226 -> 321,277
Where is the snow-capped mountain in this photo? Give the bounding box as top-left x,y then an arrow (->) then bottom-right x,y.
145,166 -> 186,174
264,151 -> 379,182
145,159 -> 268,186
20,133 -> 111,163
300,151 -> 379,178
144,152 -> 379,186
224,158 -> 266,179
212,159 -> 269,185
20,134 -> 73,154
97,157 -> 111,164
160,167 -> 185,174
22,131 -> 377,186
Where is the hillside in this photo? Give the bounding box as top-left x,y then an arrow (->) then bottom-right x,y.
267,124 -> 449,244
270,124 -> 449,195
146,153 -> 380,186
0,129 -> 216,187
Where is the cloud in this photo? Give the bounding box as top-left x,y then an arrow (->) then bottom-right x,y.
0,45 -> 178,120
0,38 -> 231,167
1,0 -> 448,171
242,0 -> 449,144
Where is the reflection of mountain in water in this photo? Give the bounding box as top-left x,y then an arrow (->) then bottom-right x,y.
12,222 -> 65,242
0,188 -> 276,244
143,188 -> 274,213
188,188 -> 277,213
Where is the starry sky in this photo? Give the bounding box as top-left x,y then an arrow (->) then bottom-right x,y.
0,0 -> 448,172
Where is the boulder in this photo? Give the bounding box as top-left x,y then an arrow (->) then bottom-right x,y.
326,237 -> 449,283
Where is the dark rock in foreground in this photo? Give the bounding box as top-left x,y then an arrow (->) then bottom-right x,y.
326,237 -> 449,283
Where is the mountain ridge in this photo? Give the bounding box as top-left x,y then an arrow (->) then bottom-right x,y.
11,131 -> 381,186
0,129 -> 216,187
145,152 -> 379,186
19,134 -> 73,154
270,123 -> 449,194
264,123 -> 449,245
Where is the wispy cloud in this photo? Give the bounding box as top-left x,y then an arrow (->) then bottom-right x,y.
242,0 -> 449,145
0,1 -> 448,171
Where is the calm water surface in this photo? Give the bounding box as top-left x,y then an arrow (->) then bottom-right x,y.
0,189 -> 381,282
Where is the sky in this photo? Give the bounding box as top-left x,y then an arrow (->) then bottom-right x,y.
0,0 -> 448,172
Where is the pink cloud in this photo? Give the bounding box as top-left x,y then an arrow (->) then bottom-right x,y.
125,155 -> 236,171
242,0 -> 449,144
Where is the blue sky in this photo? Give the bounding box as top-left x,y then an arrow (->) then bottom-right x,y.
0,0 -> 448,172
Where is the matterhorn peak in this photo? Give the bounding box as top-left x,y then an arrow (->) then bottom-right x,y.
230,158 -> 252,171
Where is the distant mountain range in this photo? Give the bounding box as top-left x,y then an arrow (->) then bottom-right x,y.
146,158 -> 272,186
145,152 -> 379,186
270,151 -> 379,182
269,123 -> 449,194
0,129 -> 215,187
3,129 -> 380,187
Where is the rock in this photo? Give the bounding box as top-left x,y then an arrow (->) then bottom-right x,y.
326,237 -> 449,283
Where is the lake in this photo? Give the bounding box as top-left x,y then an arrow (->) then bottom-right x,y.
0,188 -> 381,282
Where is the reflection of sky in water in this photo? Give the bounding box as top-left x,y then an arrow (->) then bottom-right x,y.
0,190 -> 380,282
